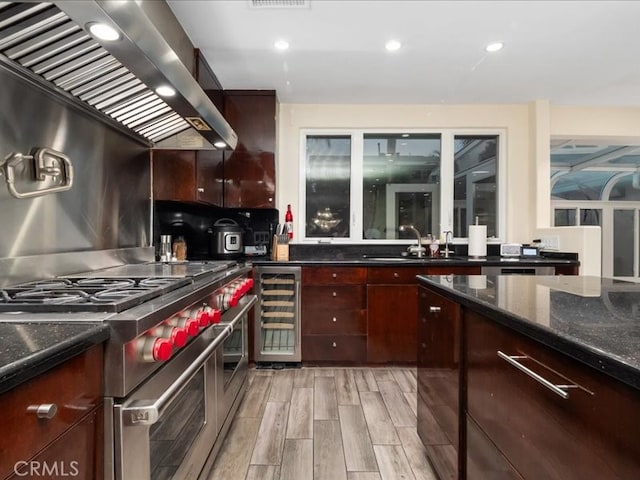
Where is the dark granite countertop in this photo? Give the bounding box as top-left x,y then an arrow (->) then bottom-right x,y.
417,275 -> 640,390
0,322 -> 109,395
252,255 -> 578,267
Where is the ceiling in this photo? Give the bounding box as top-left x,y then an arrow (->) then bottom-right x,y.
167,0 -> 640,106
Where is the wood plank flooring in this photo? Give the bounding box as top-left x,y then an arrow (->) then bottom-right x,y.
206,367 -> 437,480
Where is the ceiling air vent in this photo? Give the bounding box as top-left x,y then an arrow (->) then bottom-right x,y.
249,0 -> 310,8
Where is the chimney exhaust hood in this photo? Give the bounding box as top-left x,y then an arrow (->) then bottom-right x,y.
0,1 -> 238,149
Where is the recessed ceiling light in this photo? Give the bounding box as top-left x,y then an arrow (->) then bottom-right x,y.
385,40 -> 402,52
274,39 -> 290,51
402,133 -> 410,138
214,141 -> 227,149
485,42 -> 504,53
155,85 -> 176,97
87,22 -> 120,42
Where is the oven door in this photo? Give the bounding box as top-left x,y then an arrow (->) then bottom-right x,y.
112,329 -> 225,480
216,295 -> 254,427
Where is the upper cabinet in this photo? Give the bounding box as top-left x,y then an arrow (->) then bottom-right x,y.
153,51 -> 276,208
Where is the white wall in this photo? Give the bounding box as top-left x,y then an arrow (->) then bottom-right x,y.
276,102 -> 640,269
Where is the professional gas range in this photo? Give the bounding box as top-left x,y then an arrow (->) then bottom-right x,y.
0,260 -> 257,479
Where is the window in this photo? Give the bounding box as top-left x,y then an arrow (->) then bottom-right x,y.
301,130 -> 504,243
550,139 -> 640,280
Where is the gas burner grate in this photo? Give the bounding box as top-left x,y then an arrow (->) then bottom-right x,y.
0,276 -> 191,313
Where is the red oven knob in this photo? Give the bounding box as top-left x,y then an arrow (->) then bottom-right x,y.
153,326 -> 188,348
168,316 -> 199,337
138,337 -> 173,362
193,309 -> 209,327
245,278 -> 254,291
205,307 -> 222,324
153,338 -> 173,361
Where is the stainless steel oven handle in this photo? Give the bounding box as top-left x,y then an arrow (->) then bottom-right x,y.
217,294 -> 257,330
121,296 -> 256,426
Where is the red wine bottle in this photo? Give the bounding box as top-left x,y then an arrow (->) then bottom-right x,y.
285,204 -> 293,240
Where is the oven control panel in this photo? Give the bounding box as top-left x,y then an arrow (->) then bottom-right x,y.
135,275 -> 254,363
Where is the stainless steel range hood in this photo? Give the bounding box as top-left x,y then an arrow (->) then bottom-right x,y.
0,1 -> 237,149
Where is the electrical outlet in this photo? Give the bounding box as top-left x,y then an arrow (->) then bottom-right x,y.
254,231 -> 270,245
540,236 -> 560,250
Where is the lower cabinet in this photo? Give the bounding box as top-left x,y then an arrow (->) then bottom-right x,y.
466,310 -> 640,479
301,267 -> 367,362
417,286 -> 463,480
466,415 -> 523,480
0,345 -> 104,480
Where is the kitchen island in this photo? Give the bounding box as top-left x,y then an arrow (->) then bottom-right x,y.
417,274 -> 640,480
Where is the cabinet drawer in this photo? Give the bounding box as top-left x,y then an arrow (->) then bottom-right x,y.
466,415 -> 523,480
302,285 -> 366,310
0,345 -> 103,480
367,267 -> 424,284
302,309 -> 366,335
467,310 -> 640,479
302,267 -> 367,285
7,406 -> 102,480
302,335 -> 366,362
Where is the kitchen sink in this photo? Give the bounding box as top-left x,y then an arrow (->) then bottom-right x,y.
364,256 -> 463,262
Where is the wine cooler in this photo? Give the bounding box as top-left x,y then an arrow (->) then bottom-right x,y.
254,266 -> 301,363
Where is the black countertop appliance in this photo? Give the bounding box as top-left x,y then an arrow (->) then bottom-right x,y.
154,200 -> 278,260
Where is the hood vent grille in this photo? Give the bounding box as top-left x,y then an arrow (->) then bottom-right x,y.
0,2 -> 231,146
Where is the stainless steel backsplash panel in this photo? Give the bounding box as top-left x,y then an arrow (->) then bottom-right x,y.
0,57 -> 151,281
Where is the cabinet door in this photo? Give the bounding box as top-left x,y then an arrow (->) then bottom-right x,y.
467,310 -> 640,479
223,150 -> 275,208
466,415 -> 523,480
417,287 -> 462,480
367,285 -> 417,363
152,150 -> 197,201
0,346 -> 103,479
7,406 -> 102,480
224,91 -> 276,153
195,150 -> 223,205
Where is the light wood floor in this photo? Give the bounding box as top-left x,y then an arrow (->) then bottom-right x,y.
206,367 -> 438,480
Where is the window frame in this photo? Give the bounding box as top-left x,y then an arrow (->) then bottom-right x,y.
299,128 -> 506,244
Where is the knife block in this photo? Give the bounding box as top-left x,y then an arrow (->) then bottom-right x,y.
271,234 -> 289,261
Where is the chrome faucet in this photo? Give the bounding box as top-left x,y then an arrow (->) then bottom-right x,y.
399,224 -> 426,258
442,230 -> 454,258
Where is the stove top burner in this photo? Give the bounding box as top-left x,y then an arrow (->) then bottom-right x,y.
0,276 -> 191,313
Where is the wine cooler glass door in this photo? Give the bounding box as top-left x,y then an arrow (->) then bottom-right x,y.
255,267 -> 301,362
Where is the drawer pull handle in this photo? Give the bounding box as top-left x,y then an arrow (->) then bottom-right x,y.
332,273 -> 337,278
497,351 -> 573,399
332,291 -> 337,297
332,342 -> 337,348
332,317 -> 337,322
393,272 -> 399,278
429,306 -> 441,313
27,403 -> 58,419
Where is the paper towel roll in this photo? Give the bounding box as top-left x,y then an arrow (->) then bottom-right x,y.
468,224 -> 487,258
468,275 -> 487,290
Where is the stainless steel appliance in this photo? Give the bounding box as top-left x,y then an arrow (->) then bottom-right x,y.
254,266 -> 301,363
212,218 -> 244,259
481,265 -> 555,275
0,260 -> 256,480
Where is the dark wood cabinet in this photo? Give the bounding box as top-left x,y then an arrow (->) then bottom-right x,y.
152,90 -> 276,208
0,345 -> 104,480
466,415 -> 523,480
417,286 -> 463,480
466,309 -> 640,480
301,267 -> 367,362
366,266 -> 477,364
152,149 -> 223,205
